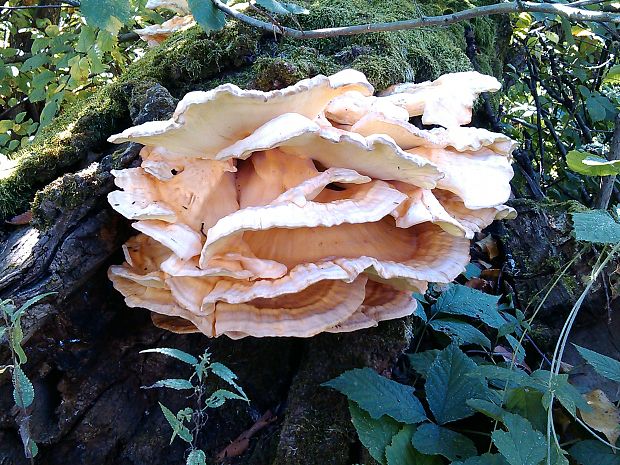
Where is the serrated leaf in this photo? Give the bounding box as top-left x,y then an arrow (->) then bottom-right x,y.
573,344 -> 620,382
477,365 -> 530,388
12,365 -> 34,409
504,388 -> 546,431
570,440 -> 620,465
188,0 -> 226,32
566,150 -> 620,176
159,402 -> 192,444
349,401 -> 401,465
530,370 -> 590,417
407,350 -> 439,378
505,335 -> 526,364
452,453 -> 510,465
186,449 -> 206,465
255,0 -> 308,14
433,284 -> 505,328
81,0 -> 131,32
572,210 -> 620,244
492,413 -> 546,465
425,343 -> 492,424
385,425 -> 441,465
210,362 -> 247,399
12,292 -> 55,323
140,348 -> 198,366
11,322 -> 26,364
466,399 -> 507,421
429,318 -> 491,349
144,378 -> 194,390
206,389 -> 247,408
412,423 -> 477,461
324,368 -> 426,424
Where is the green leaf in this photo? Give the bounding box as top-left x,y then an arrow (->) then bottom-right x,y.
425,343 -> 492,424
81,0 -> 131,32
12,365 -> 35,409
586,95 -> 607,122
566,150 -> 620,176
570,440 -> 620,465
452,453 -> 510,465
530,370 -> 590,417
385,425 -> 441,465
140,348 -> 198,366
159,402 -> 192,444
205,389 -> 247,408
13,293 -> 55,323
573,344 -> 620,382
407,350 -> 439,378
14,112 -> 26,124
186,449 -> 206,465
76,25 -> 96,53
572,210 -> 620,244
604,64 -> 620,84
429,318 -> 491,349
144,378 -> 194,390
433,284 -> 505,328
39,98 -> 60,130
11,322 -> 27,364
349,401 -> 401,465
466,399 -> 507,421
477,365 -> 530,388
504,388 -> 546,431
324,368 -> 427,424
188,0 -> 226,32
255,0 -> 309,14
210,362 -> 247,399
505,335 -> 525,363
21,54 -> 49,72
492,413 -> 546,465
464,263 -> 482,279
0,326 -> 6,340
412,423 -> 477,461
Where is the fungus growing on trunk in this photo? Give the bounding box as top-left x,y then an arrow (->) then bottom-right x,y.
107,69 -> 516,338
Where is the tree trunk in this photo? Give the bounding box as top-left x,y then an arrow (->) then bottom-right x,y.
0,2 -> 505,463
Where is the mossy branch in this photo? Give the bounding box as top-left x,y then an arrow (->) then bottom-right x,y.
213,0 -> 620,39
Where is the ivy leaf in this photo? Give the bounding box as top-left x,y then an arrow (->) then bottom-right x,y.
425,343 -> 492,424
324,368 -> 427,424
433,284 -> 505,328
566,150 -> 620,177
140,348 -> 198,366
570,440 -> 620,465
349,401 -> 401,465
144,378 -> 194,390
385,425 -> 441,465
492,413 -> 546,465
188,0 -> 227,32
429,318 -> 491,349
186,449 -> 206,465
407,350 -> 440,378
452,454 -> 510,465
412,423 -> 477,461
12,365 -> 35,409
81,0 -> 131,33
573,344 -> 620,382
572,210 -> 620,244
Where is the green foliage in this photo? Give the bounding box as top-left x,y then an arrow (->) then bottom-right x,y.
348,401 -> 401,464
412,422 -> 477,461
324,368 -> 426,424
572,210 -> 620,244
0,293 -> 54,459
80,0 -> 131,33
188,0 -> 226,32
385,425 -> 440,465
566,150 -> 620,177
491,413 -> 546,465
570,440 -> 620,465
573,344 -> 620,382
142,347 -> 249,460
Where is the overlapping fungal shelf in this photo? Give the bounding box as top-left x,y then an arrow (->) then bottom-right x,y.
107,69 -> 516,338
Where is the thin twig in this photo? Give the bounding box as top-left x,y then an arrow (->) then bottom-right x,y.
0,0 -> 79,10
212,0 -> 620,39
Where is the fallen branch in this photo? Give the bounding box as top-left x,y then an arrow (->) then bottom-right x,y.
212,0 -> 620,40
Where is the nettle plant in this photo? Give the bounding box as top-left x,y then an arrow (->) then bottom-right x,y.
325,214 -> 620,465
0,293 -> 53,460
140,347 -> 249,465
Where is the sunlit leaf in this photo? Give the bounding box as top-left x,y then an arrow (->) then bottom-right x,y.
566,150 -> 620,177
188,0 -> 226,32
572,210 -> 620,244
81,0 -> 131,32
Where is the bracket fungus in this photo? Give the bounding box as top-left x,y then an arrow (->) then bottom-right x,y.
107,69 -> 517,338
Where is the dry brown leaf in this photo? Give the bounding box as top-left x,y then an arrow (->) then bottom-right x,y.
216,410 -> 277,461
579,389 -> 620,446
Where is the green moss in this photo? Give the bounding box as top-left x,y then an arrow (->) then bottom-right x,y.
1,0 -> 501,225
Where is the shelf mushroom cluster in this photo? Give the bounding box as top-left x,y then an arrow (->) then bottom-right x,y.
135,0 -> 194,47
107,69 -> 516,338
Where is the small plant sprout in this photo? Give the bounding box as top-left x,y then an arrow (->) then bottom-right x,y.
140,347 -> 249,465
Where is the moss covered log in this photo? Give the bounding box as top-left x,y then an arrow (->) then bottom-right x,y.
0,0 -> 505,225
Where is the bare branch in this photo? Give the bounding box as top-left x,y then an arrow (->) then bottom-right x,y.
212,0 -> 620,39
